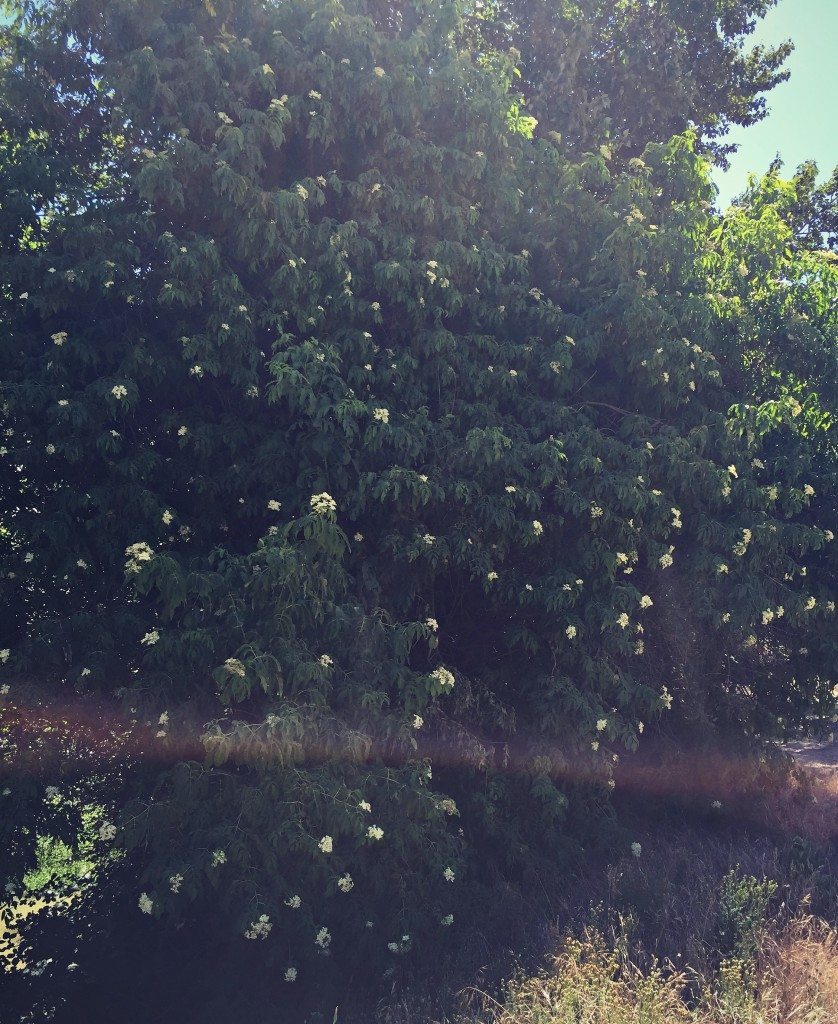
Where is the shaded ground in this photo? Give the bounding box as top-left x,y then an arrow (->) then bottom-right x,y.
785,735 -> 838,769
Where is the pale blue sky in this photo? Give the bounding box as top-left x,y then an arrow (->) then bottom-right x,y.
714,0 -> 838,207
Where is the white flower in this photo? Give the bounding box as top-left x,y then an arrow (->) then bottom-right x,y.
245,914 -> 272,940
169,873 -> 183,893
98,821 -> 117,841
310,492 -> 337,516
224,658 -> 246,677
374,66 -> 385,77
412,714 -> 424,730
337,873 -> 354,893
486,570 -> 499,582
422,533 -> 436,545
161,510 -> 174,525
367,825 -> 384,841
566,625 -> 577,639
141,630 -> 159,646
76,559 -> 87,569
590,505 -> 604,518
308,90 -> 322,100
431,666 -> 455,690
659,552 -> 674,568
532,520 -> 544,537
805,596 -> 816,610
42,442 -> 53,455
314,926 -> 331,949
596,718 -> 608,732
80,667 -> 91,677
426,617 -> 438,632
284,967 -> 297,982
111,384 -> 128,399
388,942 -> 399,953
125,542 -> 154,573
372,407 -> 390,424
617,613 -> 630,629
318,835 -> 333,854
189,365 -> 203,377
631,842 -> 642,858
211,849 -> 227,867
24,552 -> 34,563
285,894 -> 302,909
803,484 -> 815,496
158,711 -> 170,727
138,893 -> 154,915
58,399 -> 69,407
711,800 -> 722,810
440,914 -> 453,926
51,331 -> 68,346
177,425 -> 188,436
319,654 -> 333,668
267,499 -> 282,511
639,595 -> 653,609
359,800 -> 371,813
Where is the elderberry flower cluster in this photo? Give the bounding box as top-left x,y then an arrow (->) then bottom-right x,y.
310,492 -> 337,516
244,914 -> 272,940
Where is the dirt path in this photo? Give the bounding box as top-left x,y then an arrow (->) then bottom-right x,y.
784,736 -> 838,769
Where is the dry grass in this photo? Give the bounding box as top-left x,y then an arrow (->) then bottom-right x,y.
759,916 -> 838,1024
460,916 -> 838,1024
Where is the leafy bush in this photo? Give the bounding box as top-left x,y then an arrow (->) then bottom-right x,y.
717,869 -> 778,963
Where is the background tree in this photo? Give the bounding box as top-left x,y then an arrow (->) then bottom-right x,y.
469,0 -> 792,162
706,163 -> 838,735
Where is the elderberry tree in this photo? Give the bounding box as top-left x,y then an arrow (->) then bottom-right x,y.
0,0 -> 834,1004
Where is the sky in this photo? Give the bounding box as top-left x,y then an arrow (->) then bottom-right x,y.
714,0 -> 838,207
